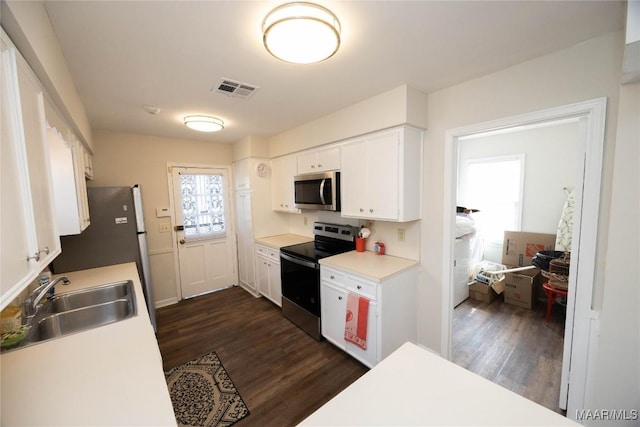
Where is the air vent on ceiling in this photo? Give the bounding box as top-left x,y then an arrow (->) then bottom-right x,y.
213,78 -> 259,100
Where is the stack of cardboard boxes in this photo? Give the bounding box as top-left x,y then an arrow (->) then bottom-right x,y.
468,231 -> 556,309
502,231 -> 556,309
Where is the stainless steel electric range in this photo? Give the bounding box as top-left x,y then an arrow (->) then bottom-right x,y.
280,222 -> 357,340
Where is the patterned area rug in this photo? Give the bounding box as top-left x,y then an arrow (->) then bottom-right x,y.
165,352 -> 250,427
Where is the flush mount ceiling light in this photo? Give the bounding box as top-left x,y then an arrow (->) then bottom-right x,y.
183,115 -> 224,132
262,2 -> 341,64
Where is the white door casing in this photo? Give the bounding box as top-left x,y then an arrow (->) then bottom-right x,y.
169,165 -> 237,299
441,98 -> 606,419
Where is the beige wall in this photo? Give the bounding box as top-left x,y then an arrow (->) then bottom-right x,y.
90,130 -> 232,305
232,135 -> 270,162
268,84 -> 428,157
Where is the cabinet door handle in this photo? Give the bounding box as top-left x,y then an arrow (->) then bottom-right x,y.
330,275 -> 335,279
39,246 -> 50,255
27,252 -> 40,262
369,208 -> 374,213
359,208 -> 364,212
317,164 -> 322,168
357,285 -> 362,290
338,296 -> 342,300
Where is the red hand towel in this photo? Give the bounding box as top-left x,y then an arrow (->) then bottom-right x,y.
344,293 -> 370,350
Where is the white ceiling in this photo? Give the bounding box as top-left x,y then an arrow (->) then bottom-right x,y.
43,1 -> 625,144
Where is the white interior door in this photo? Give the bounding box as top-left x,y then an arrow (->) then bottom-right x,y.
171,166 -> 237,299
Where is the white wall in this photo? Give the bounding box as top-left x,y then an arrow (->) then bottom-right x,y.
586,80 -> 639,425
420,30 -> 639,421
420,31 -> 623,352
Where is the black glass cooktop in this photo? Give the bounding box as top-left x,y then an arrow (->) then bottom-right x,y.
280,238 -> 354,262
280,222 -> 357,262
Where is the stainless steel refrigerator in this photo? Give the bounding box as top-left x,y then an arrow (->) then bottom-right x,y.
51,185 -> 157,331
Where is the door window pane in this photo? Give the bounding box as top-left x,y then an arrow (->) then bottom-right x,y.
180,173 -> 226,239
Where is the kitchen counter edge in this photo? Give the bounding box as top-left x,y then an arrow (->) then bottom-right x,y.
319,250 -> 418,283
0,262 -> 176,427
255,233 -> 313,249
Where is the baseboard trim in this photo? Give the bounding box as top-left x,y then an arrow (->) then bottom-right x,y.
155,297 -> 178,308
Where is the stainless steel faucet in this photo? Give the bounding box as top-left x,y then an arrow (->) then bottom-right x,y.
23,276 -> 70,319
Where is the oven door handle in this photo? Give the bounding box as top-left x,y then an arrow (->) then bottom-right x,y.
319,179 -> 327,205
280,252 -> 319,270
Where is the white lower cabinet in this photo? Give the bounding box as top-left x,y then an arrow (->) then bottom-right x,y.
321,281 -> 378,367
320,265 -> 417,368
255,244 -> 281,306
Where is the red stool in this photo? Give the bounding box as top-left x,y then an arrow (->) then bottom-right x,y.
542,282 -> 568,323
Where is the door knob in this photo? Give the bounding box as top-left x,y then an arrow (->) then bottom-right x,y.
179,239 -> 185,244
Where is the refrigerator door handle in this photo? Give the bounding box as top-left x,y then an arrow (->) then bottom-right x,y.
174,225 -> 184,231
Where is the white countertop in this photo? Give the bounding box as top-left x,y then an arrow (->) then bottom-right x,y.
320,250 -> 418,282
255,233 -> 313,249
0,263 -> 176,427
299,342 -> 581,426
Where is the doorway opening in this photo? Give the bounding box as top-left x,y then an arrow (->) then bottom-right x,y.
441,98 -> 607,421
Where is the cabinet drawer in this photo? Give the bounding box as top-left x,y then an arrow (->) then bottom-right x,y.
255,244 -> 279,262
320,267 -> 346,285
321,267 -> 377,301
343,275 -> 376,300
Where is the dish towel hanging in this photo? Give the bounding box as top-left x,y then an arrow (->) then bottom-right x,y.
344,293 -> 370,350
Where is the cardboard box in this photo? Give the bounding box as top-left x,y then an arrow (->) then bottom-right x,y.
468,278 -> 504,304
503,267 -> 542,309
502,231 -> 556,267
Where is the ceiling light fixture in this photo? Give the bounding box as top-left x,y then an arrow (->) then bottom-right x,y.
262,2 -> 341,64
183,115 -> 224,132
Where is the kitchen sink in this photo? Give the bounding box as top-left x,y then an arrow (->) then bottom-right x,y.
49,281 -> 133,313
27,299 -> 135,342
2,281 -> 137,352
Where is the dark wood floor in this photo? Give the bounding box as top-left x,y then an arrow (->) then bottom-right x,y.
452,294 -> 567,414
156,286 -> 368,427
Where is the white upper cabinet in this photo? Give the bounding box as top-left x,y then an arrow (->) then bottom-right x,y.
83,146 -> 94,179
297,146 -> 341,175
233,158 -> 251,190
271,155 -> 300,213
1,36 -> 61,308
47,127 -> 90,235
341,126 -> 423,222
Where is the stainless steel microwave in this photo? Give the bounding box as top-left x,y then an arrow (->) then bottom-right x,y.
293,171 -> 340,211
